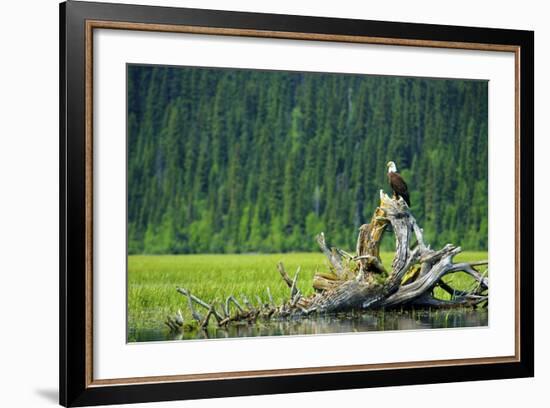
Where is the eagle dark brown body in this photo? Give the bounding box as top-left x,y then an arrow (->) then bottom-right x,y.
386,161 -> 410,206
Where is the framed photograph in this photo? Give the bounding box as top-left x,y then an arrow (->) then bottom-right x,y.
60,0 -> 534,406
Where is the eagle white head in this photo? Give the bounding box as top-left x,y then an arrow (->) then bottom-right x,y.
386,161 -> 397,173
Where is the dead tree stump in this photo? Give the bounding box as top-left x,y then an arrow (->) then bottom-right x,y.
167,191 -> 488,330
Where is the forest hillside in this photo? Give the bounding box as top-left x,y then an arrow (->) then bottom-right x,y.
127,65 -> 488,254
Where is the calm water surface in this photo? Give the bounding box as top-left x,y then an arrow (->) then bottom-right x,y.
128,309 -> 488,343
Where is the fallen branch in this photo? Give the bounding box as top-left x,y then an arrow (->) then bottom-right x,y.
170,190 -> 488,329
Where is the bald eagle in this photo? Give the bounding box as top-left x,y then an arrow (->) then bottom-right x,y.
386,161 -> 410,206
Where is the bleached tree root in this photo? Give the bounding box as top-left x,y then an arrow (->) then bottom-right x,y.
166,190 -> 488,331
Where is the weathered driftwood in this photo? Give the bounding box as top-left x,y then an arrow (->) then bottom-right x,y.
166,190 -> 488,331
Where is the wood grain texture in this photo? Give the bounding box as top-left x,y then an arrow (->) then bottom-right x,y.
87,20 -> 520,52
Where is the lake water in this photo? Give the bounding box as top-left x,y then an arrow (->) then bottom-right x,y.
128,308 -> 488,343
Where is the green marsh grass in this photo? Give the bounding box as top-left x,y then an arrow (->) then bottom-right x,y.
127,251 -> 488,333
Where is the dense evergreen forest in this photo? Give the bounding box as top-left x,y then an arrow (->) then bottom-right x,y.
127,64 -> 488,254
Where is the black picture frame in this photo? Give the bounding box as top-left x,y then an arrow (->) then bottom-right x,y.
60,1 -> 534,406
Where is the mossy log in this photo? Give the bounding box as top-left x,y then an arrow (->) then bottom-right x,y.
166,191 -> 488,331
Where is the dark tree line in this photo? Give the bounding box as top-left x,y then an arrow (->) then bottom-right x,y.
127,64 -> 488,254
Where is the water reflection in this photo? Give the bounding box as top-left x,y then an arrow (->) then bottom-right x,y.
128,309 -> 488,343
